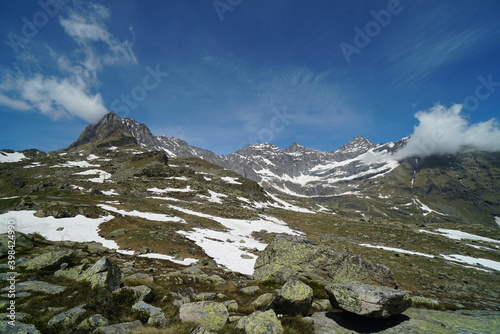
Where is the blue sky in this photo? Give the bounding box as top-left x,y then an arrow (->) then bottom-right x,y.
1,0 -> 499,155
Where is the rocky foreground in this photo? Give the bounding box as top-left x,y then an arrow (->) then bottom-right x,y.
1,232 -> 498,334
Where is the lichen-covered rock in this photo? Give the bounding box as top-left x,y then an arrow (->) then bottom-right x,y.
132,301 -> 170,327
179,301 -> 229,331
189,326 -> 215,334
47,305 -> 86,328
93,320 -> 143,334
270,278 -> 313,316
77,314 -> 109,330
254,234 -> 396,287
127,285 -> 154,302
0,232 -> 33,257
251,293 -> 274,311
240,286 -> 260,295
222,299 -> 239,312
325,283 -> 411,318
21,249 -> 75,271
1,280 -> 65,295
0,321 -> 41,333
84,257 -> 122,291
236,310 -> 283,334
311,299 -> 331,311
109,228 -> 127,238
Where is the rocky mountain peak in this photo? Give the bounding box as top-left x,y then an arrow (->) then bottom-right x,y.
66,111 -> 156,151
336,136 -> 375,154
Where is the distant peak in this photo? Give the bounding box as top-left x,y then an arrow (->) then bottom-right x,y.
337,136 -> 375,154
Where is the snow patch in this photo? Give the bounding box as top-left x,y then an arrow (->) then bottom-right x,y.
147,186 -> 194,193
220,176 -> 242,185
52,161 -> 99,168
420,229 -> 500,244
98,204 -> 185,223
198,190 -> 227,204
359,244 -> 434,258
74,169 -> 111,183
440,254 -> 500,272
101,189 -> 119,196
0,151 -> 26,163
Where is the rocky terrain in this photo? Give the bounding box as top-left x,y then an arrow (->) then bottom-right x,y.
0,111 -> 499,333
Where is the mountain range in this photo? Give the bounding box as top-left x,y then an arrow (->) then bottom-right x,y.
60,111 -> 500,228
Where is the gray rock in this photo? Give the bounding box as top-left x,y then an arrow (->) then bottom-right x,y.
77,314 -> 109,330
195,292 -> 218,301
125,272 -> 154,282
0,321 -> 41,333
93,320 -> 143,333
109,228 -> 127,238
222,299 -> 239,312
325,283 -> 411,318
196,257 -> 218,268
236,310 -> 284,334
132,301 -> 170,327
188,326 -> 216,334
127,285 -> 154,302
270,278 -> 313,316
250,293 -> 274,311
1,280 -> 65,295
84,242 -> 108,254
311,299 -> 331,311
0,312 -> 30,322
241,286 -> 260,295
254,235 -> 396,287
179,301 -> 229,331
83,256 -> 122,291
47,305 -> 86,328
21,249 -> 75,271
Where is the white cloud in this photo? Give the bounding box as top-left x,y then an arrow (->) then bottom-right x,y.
0,1 -> 136,123
392,104 -> 500,159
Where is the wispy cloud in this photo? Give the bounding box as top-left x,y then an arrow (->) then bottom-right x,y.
0,1 -> 136,123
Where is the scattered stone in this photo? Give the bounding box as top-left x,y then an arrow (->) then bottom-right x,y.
195,292 -> 218,301
126,272 -> 154,282
311,299 -> 331,311
179,301 -> 229,331
1,280 -> 65,295
251,293 -> 274,311
270,278 -> 313,316
241,286 -> 260,295
77,314 -> 109,330
85,257 -> 122,291
132,301 -> 170,327
21,249 -> 75,271
325,283 -> 411,318
84,242 -> 108,254
208,274 -> 226,285
127,285 -> 154,302
254,235 -> 396,287
222,299 -> 239,312
47,305 -> 86,328
182,266 -> 205,275
0,312 -> 30,322
197,257 -> 218,268
236,310 -> 284,334
93,320 -> 143,334
109,228 -> 127,238
0,321 -> 41,334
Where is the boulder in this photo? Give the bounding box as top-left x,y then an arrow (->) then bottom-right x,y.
254,234 -> 396,287
131,301 -> 170,327
77,314 -> 109,330
251,293 -> 274,311
179,301 -> 229,331
325,283 -> 411,318
189,326 -> 215,334
93,320 -> 143,333
83,257 -> 122,291
240,286 -> 260,295
270,278 -> 313,316
236,310 -> 283,334
0,321 -> 41,334
127,285 -> 154,302
47,305 -> 86,328
21,249 -> 75,271
222,299 -> 239,312
109,228 -> 127,238
1,280 -> 65,295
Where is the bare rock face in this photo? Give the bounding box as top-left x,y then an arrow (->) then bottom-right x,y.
325,283 -> 411,318
179,301 -> 229,331
253,235 -> 397,287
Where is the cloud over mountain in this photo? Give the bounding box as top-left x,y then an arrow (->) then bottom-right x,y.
393,104 -> 500,159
